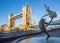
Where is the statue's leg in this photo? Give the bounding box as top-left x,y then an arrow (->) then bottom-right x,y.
45,31 -> 50,40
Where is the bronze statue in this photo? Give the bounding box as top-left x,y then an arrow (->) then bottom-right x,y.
39,18 -> 50,40
39,4 -> 57,40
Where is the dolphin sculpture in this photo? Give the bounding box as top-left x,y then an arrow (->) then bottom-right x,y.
39,4 -> 57,40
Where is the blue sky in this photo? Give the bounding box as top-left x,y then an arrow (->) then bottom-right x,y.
0,0 -> 60,26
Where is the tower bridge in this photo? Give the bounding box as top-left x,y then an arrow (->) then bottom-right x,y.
8,4 -> 33,31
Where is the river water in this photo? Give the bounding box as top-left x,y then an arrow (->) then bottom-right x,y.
18,37 -> 60,43
3,29 -> 60,43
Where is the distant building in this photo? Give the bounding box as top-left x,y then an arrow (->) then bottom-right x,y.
0,24 -> 11,32
47,24 -> 60,29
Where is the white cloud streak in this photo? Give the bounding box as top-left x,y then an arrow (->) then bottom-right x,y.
32,16 -> 40,25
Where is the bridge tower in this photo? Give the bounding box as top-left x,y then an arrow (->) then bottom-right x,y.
22,4 -> 32,26
19,4 -> 32,30
8,13 -> 15,29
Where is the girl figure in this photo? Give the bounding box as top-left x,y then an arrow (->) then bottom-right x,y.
39,18 -> 50,40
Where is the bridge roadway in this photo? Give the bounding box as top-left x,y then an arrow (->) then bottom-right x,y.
11,13 -> 22,20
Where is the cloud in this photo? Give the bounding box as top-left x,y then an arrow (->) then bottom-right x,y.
32,16 -> 40,25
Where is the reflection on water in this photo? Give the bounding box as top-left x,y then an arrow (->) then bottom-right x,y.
19,37 -> 60,43
21,39 -> 30,43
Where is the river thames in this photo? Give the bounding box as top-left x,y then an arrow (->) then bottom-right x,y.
19,37 -> 60,43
